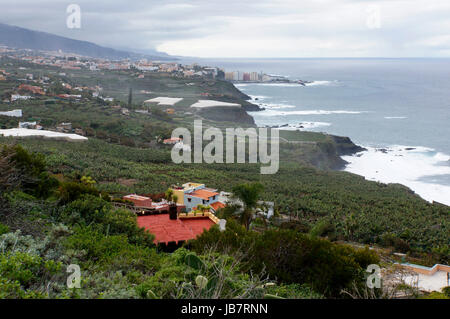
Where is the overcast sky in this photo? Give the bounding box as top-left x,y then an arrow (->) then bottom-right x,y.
1,0 -> 450,57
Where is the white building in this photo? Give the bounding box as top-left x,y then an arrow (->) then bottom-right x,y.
11,95 -> 32,102
0,109 -> 22,117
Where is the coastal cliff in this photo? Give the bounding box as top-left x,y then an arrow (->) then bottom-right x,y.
327,135 -> 366,156
277,130 -> 364,170
197,106 -> 256,125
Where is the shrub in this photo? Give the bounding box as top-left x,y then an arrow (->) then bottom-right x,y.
0,222 -> 10,235
191,221 -> 379,297
443,286 -> 450,298
309,219 -> 336,239
279,220 -> 311,233
61,195 -> 154,246
381,233 -> 410,253
0,251 -> 62,291
58,182 -> 99,204
264,283 -> 323,299
0,144 -> 59,198
64,226 -> 159,273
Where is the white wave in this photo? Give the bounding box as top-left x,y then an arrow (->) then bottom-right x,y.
304,80 -> 338,87
236,80 -> 338,88
249,95 -> 269,101
252,109 -> 366,116
273,122 -> 332,130
300,122 -> 332,129
259,102 -> 296,109
385,116 -> 407,119
342,146 -> 450,205
252,83 -> 305,87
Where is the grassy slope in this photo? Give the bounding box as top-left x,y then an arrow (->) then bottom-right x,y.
2,137 -> 447,254
0,57 -> 448,257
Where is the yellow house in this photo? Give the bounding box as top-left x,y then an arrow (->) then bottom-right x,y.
171,182 -> 205,206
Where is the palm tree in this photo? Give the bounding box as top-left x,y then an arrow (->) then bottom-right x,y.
231,182 -> 264,230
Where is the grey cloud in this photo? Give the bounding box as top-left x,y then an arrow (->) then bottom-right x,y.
0,0 -> 449,57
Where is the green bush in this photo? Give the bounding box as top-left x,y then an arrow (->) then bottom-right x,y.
191,220 -> 379,297
0,251 -> 62,291
381,233 -> 410,253
0,144 -> 59,198
264,283 -> 323,299
58,182 -> 99,204
0,222 -> 9,235
61,195 -> 154,246
442,286 -> 450,298
64,226 -> 159,272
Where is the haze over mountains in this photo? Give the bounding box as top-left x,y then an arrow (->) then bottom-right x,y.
0,22 -> 173,60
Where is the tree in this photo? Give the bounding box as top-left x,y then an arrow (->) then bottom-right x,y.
0,149 -> 19,193
128,87 -> 133,108
231,182 -> 264,230
165,188 -> 174,202
165,188 -> 178,204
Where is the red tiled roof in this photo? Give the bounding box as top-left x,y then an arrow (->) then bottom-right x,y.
190,189 -> 219,200
123,194 -> 153,208
163,137 -> 182,144
137,214 -> 215,245
18,84 -> 45,95
210,202 -> 226,212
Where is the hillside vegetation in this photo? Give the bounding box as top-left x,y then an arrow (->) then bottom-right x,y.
0,56 -> 448,299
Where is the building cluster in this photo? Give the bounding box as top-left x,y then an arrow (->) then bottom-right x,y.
0,69 -> 9,81
224,70 -> 288,83
1,46 -> 298,85
0,47 -> 224,81
133,60 -> 220,79
120,182 -> 227,247
0,63 -> 105,103
14,119 -> 85,135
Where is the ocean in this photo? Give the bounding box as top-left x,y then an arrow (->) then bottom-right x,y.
182,58 -> 450,205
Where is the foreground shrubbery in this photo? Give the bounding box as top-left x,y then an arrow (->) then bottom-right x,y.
5,137 -> 448,262
0,145 -> 323,298
191,220 -> 379,297
0,143 -> 446,299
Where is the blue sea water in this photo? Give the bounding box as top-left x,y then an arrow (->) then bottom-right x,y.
182,58 -> 450,204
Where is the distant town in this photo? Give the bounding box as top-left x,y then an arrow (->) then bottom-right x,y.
0,45 -> 310,85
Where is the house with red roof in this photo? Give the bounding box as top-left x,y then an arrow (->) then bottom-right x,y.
163,137 -> 182,144
137,206 -> 219,249
121,189 -> 223,250
18,84 -> 45,95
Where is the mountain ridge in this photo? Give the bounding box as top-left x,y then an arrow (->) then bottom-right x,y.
0,22 -> 174,61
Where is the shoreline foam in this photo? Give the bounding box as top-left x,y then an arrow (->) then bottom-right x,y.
342,145 -> 450,205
